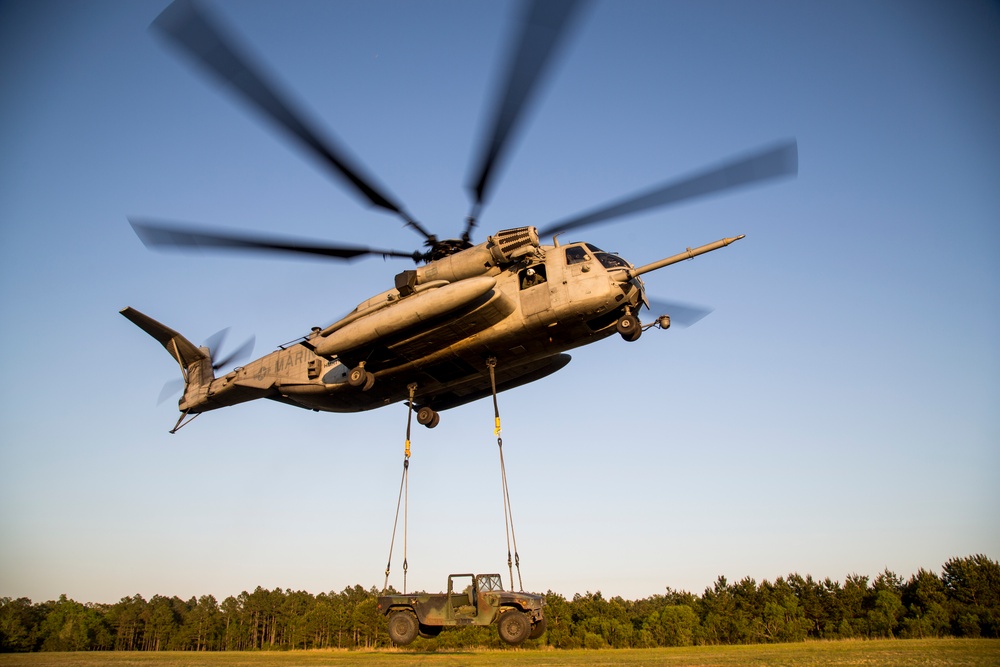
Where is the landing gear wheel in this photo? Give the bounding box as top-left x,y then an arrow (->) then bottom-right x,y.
387,610 -> 419,645
528,617 -> 547,640
416,406 -> 440,429
617,314 -> 641,341
347,365 -> 367,387
348,365 -> 375,391
497,609 -> 531,645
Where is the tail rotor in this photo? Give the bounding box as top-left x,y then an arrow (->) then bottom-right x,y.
149,323 -> 255,405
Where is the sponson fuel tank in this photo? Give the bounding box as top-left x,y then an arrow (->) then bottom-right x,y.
313,275 -> 498,357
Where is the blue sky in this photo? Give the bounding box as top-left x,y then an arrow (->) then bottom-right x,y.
1,0 -> 997,604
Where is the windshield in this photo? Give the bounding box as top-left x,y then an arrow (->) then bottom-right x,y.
595,252 -> 630,269
477,574 -> 504,591
566,244 -> 630,269
582,243 -> 630,269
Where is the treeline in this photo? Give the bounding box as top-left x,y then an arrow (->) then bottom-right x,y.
1,554 -> 997,652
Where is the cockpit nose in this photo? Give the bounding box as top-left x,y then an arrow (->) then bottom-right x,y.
597,252 -> 645,310
628,274 -> 649,310
563,242 -> 646,309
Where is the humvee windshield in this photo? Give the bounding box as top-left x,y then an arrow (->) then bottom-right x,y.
476,574 -> 504,591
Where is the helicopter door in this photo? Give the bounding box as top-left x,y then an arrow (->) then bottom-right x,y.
564,244 -> 604,303
518,263 -> 550,317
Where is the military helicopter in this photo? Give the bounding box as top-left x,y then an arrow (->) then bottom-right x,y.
123,0 -> 797,433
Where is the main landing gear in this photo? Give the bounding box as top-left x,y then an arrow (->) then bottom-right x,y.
348,363 -> 375,391
416,406 -> 440,429
347,362 -> 440,428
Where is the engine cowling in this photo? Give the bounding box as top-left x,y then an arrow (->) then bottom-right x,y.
401,227 -> 540,288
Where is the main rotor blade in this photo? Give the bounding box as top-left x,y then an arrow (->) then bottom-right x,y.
152,0 -> 434,242
539,140 -> 798,237
130,218 -> 422,262
465,0 -> 589,236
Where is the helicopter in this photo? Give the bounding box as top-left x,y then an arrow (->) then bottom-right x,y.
123,0 -> 797,433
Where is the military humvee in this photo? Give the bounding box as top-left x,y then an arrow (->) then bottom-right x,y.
378,573 -> 546,645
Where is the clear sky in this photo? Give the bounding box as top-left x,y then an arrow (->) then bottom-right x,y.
1,0 -> 997,604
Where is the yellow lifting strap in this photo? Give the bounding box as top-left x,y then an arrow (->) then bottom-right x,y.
383,383 -> 417,595
487,358 -> 523,592
488,359 -> 502,435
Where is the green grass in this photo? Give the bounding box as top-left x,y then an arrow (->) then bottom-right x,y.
1,639 -> 997,667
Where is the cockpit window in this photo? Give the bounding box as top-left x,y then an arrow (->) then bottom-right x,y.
595,252 -> 630,269
585,244 -> 605,253
565,246 -> 590,265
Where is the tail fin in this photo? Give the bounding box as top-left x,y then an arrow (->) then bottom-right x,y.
120,307 -> 215,410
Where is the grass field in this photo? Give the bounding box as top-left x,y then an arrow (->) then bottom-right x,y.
1,639 -> 997,667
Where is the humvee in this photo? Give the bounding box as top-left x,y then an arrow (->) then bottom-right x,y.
378,573 -> 546,645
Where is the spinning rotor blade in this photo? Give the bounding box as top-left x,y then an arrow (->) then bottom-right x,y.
465,0 -> 589,236
155,328 -> 254,404
203,327 -> 230,359
201,326 -> 254,370
152,0 -> 433,242
213,335 -> 255,371
645,298 -> 713,328
158,378 -> 185,405
130,218 -> 422,262
539,140 -> 798,237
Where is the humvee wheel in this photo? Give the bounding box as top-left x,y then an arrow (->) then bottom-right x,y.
498,609 -> 531,645
528,616 -> 547,640
418,623 -> 442,639
387,610 -> 419,645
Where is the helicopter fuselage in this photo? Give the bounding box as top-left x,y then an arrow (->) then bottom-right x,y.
182,226 -> 644,419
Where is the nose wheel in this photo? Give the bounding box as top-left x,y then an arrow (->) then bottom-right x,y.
616,313 -> 641,342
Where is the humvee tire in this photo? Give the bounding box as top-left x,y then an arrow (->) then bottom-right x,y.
388,610 -> 418,645
528,616 -> 547,640
497,609 -> 530,645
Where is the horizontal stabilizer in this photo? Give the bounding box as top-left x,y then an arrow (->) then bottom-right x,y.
120,306 -> 207,368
